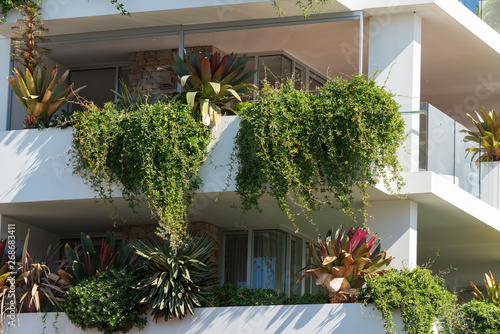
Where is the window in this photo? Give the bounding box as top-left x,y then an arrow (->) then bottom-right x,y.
222,228 -> 307,295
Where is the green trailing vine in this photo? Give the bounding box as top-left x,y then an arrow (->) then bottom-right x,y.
235,75 -> 405,230
71,101 -> 211,244
358,266 -> 464,334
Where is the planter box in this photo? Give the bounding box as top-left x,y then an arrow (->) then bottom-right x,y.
3,304 -> 404,334
480,161 -> 500,209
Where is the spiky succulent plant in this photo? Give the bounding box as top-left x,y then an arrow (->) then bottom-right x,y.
462,109 -> 500,163
298,225 -> 393,303
167,49 -> 257,127
470,271 -> 500,306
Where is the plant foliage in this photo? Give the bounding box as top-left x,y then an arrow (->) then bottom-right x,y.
460,299 -> 500,334
298,225 -> 392,303
204,284 -> 329,307
235,75 -> 405,228
358,266 -> 464,334
168,49 -> 257,126
470,271 -> 500,306
59,232 -> 133,285
71,101 -> 211,243
63,268 -> 146,334
111,78 -> 150,111
132,233 -> 218,321
462,109 -> 500,163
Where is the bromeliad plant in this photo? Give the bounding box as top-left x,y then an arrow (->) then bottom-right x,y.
132,233 -> 218,321
462,109 -> 500,163
168,49 -> 257,127
470,271 -> 500,305
59,232 -> 133,285
297,226 -> 393,303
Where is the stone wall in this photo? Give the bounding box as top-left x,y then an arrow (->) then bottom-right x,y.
128,46 -> 225,99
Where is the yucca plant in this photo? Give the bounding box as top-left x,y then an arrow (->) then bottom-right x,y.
111,78 -> 150,111
462,109 -> 500,164
470,271 -> 500,305
132,233 -> 218,321
8,65 -> 86,129
168,49 -> 257,127
297,225 -> 393,303
59,232 -> 133,285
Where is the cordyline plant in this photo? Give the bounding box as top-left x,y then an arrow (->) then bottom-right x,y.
462,109 -> 500,163
470,271 -> 500,305
59,232 -> 133,285
298,225 -> 393,303
167,49 -> 257,127
132,233 -> 218,321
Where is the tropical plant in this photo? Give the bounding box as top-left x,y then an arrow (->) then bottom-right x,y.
16,230 -> 71,313
8,65 -> 86,128
297,225 -> 393,303
168,49 -> 257,127
71,101 -> 211,243
132,233 -> 218,321
63,268 -> 146,334
59,232 -> 133,285
460,299 -> 500,334
235,76 -> 405,228
470,271 -> 500,305
111,78 -> 150,111
462,109 -> 500,163
7,0 -> 85,129
358,266 -> 464,334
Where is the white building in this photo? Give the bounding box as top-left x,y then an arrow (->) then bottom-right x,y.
0,0 -> 499,297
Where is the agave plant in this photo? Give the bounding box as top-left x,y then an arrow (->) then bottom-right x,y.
59,232 -> 133,285
470,271 -> 500,306
168,49 -> 257,127
111,78 -> 150,111
132,233 -> 218,321
8,65 -> 86,129
297,225 -> 393,303
462,109 -> 500,164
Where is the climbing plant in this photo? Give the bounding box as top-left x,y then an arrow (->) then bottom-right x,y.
71,101 -> 211,244
235,75 -> 405,230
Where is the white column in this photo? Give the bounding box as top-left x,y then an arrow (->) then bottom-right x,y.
0,37 -> 10,131
366,200 -> 417,269
368,13 -> 422,172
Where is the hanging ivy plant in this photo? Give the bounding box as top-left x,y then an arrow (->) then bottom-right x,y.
235,75 -> 405,230
71,101 -> 211,244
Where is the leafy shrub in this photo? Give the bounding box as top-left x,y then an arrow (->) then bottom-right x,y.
63,268 -> 146,334
235,75 -> 404,230
132,233 -> 218,321
204,284 -> 328,307
72,101 -> 211,243
460,299 -> 500,333
358,266 -> 464,334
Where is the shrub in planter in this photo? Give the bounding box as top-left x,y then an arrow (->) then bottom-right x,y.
132,233 -> 218,321
460,299 -> 500,333
358,266 -> 464,334
63,268 -> 146,334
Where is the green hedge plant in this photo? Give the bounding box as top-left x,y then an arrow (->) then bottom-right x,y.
235,75 -> 405,230
63,268 -> 146,334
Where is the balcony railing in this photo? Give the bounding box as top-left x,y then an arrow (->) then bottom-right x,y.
401,103 -> 500,207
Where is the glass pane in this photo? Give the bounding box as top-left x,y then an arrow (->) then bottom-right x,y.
70,68 -> 116,110
455,122 -> 480,197
258,55 -> 282,88
294,66 -> 303,90
252,230 -> 286,291
290,236 -> 303,295
304,243 -> 321,294
427,104 -> 455,180
224,233 -> 248,287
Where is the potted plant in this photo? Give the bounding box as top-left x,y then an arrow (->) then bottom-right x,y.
462,109 -> 500,208
167,49 -> 257,127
